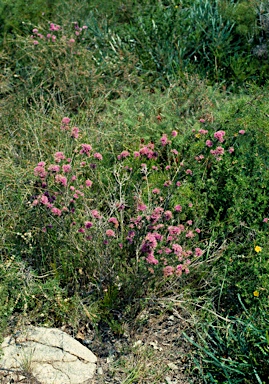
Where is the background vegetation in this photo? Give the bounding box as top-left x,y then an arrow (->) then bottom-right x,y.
1,0 -> 269,383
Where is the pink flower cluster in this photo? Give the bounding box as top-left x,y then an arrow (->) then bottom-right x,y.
80,144 -> 92,156
31,124 -> 207,281
34,162 -> 47,179
214,130 -> 226,143
137,142 -> 158,160
160,134 -> 171,146
50,23 -> 61,31
117,150 -> 130,160
210,146 -> 225,160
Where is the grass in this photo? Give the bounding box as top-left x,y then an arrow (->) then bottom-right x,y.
1,2 -> 269,383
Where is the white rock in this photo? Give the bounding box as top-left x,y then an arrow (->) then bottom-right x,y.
167,362 -> 179,371
0,327 -> 97,384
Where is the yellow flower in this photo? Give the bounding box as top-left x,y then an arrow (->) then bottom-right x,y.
255,246 -> 262,253
253,291 -> 259,297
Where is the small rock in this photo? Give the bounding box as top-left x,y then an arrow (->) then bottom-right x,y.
106,356 -> 113,364
97,367 -> 103,375
167,362 -> 179,371
133,340 -> 142,348
165,377 -> 177,384
149,341 -> 163,351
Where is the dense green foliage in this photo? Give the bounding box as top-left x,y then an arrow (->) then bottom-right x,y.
1,0 -> 269,87
0,1 -> 269,383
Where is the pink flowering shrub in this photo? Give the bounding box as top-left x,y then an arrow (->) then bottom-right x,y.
29,118 -> 209,288
13,19 -> 100,111
27,110 -> 269,301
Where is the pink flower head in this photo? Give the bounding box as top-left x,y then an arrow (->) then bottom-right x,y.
199,118 -> 205,123
144,233 -> 158,249
152,166 -> 158,171
210,146 -> 225,157
160,134 -> 171,146
80,144 -> 92,156
187,220 -> 193,225
164,210 -> 173,220
61,117 -> 70,125
150,207 -> 164,223
51,207 -> 62,216
48,164 -> 60,173
228,147 -> 235,154
137,203 -> 147,211
171,130 -> 177,137
171,149 -> 178,155
186,169 -> 193,175
214,130 -> 226,143
55,174 -> 67,187
71,126 -> 79,139
32,28 -> 38,33
54,152 -> 65,163
174,205 -> 182,212
152,188 -> 160,194
91,209 -> 101,219
172,243 -> 183,256
263,217 -> 269,223
134,151 -> 140,158
199,129 -> 208,135
85,221 -> 93,229
93,152 -> 103,160
168,225 -> 184,236
106,229 -> 115,237
176,181 -> 181,187
40,195 -> 49,205
108,217 -> 119,228
145,251 -> 159,265
50,23 -> 61,31
163,266 -> 174,276
195,248 -> 203,257
33,40 -> 39,45
51,35 -> 56,42
164,180 -> 172,187
117,150 -> 130,160
186,230 -> 195,238
175,264 -> 183,276
85,179 -> 93,187
62,164 -> 72,173
34,164 -> 47,179
239,130 -> 245,135
69,38 -> 75,44
206,140 -> 213,147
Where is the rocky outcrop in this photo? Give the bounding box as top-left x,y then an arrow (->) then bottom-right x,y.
0,327 -> 97,383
